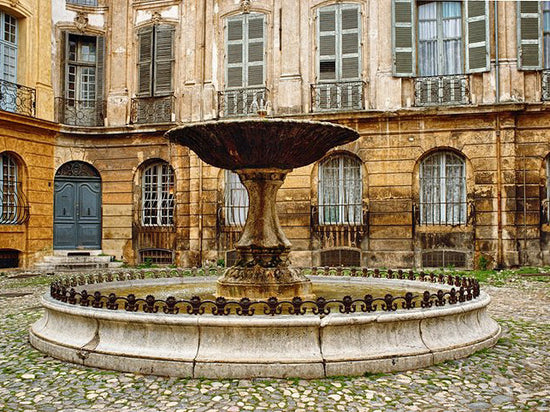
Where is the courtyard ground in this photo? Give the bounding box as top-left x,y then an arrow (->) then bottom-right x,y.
0,269 -> 548,412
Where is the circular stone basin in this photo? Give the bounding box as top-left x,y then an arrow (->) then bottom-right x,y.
30,273 -> 501,379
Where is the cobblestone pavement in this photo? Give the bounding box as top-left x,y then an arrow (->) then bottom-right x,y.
0,271 -> 548,412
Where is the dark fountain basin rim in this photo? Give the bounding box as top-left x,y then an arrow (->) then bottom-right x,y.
48,269 -> 481,317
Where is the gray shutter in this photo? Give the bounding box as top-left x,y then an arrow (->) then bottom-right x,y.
62,31 -> 69,99
95,36 -> 105,101
138,26 -> 153,96
247,14 -> 264,87
392,0 -> 415,77
226,17 -> 244,89
465,0 -> 489,73
340,4 -> 360,80
517,0 -> 542,70
153,25 -> 175,95
318,7 -> 337,81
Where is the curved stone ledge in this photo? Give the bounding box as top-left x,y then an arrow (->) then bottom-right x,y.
30,276 -> 501,378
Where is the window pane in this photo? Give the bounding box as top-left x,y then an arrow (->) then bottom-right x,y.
225,171 -> 248,226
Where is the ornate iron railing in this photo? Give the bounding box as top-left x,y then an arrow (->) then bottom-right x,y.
311,203 -> 368,249
413,200 -> 474,227
131,95 -> 175,124
49,268 -> 481,316
311,81 -> 365,112
218,87 -> 268,118
0,182 -> 29,225
56,98 -> 105,127
543,70 -> 550,102
414,75 -> 469,107
0,79 -> 36,117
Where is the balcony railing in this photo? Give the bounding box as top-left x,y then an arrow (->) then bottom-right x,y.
131,95 -> 175,124
311,81 -> 365,112
311,203 -> 368,249
542,70 -> 550,102
218,87 -> 268,118
0,79 -> 36,117
56,98 -> 105,127
0,182 -> 29,225
413,201 -> 474,227
414,75 -> 469,107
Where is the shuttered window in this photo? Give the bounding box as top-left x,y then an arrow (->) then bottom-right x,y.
66,34 -> 102,103
517,1 -> 542,70
545,2 -> 550,68
317,3 -> 361,82
224,171 -> 248,226
138,25 -> 175,96
225,13 -> 265,89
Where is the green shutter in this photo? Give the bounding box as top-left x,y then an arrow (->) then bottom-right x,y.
517,0 -> 542,70
465,0 -> 489,73
137,26 -> 153,96
392,0 -> 415,77
318,7 -> 337,81
340,4 -> 360,80
95,36 -> 105,101
226,17 -> 244,88
247,14 -> 264,87
153,24 -> 175,95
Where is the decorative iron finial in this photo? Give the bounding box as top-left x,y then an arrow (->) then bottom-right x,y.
241,0 -> 251,14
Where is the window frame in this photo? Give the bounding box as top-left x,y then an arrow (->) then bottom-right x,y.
0,153 -> 19,225
140,162 -> 175,227
224,170 -> 249,226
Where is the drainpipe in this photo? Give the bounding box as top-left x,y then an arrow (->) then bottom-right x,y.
494,0 -> 503,268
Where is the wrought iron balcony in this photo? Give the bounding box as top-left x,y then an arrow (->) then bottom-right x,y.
218,88 -> 268,118
413,201 -> 474,227
56,98 -> 105,127
414,75 -> 469,107
311,81 -> 365,112
311,203 -> 368,249
0,182 -> 29,225
131,95 -> 175,124
0,79 -> 36,117
542,70 -> 550,102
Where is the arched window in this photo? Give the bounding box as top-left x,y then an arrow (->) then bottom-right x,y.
419,151 -> 466,225
319,154 -> 362,224
141,162 -> 174,226
0,153 -> 24,224
224,170 -> 248,226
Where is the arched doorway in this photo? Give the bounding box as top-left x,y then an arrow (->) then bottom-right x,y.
53,161 -> 102,250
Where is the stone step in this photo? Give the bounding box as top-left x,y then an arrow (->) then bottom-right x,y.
42,255 -> 112,264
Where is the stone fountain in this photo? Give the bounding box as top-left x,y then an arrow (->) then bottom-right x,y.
166,119 -> 359,299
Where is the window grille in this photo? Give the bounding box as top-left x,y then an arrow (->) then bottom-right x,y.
224,171 -> 248,226
139,248 -> 173,265
141,163 -> 175,227
419,152 -> 466,225
422,250 -> 466,268
320,249 -> 361,267
0,153 -> 28,225
319,155 -> 362,225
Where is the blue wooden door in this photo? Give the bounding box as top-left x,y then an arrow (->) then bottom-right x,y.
54,178 -> 101,249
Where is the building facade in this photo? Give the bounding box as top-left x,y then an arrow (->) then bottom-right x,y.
2,0 -> 550,270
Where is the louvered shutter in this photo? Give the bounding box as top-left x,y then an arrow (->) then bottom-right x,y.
154,25 -> 174,95
247,14 -> 265,87
95,36 -> 105,101
138,27 -> 153,96
340,4 -> 360,80
318,7 -> 337,81
517,0 -> 542,70
465,0 -> 489,73
226,17 -> 244,88
62,31 -> 69,99
392,0 -> 415,77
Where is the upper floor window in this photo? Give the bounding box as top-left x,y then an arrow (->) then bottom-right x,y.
0,12 -> 17,85
224,171 -> 248,226
419,151 -> 466,225
67,0 -> 98,6
1,153 -> 27,225
318,155 -> 362,225
137,24 -> 175,97
518,1 -> 547,70
141,162 -> 174,227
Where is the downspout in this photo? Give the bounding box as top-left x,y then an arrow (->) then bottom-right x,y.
494,0 -> 503,268
198,0 -> 208,266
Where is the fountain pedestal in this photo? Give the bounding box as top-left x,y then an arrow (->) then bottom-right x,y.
217,168 -> 312,299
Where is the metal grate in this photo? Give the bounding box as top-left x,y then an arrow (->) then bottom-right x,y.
422,251 -> 466,268
139,248 -> 173,265
55,98 -> 105,127
0,249 -> 19,268
218,87 -> 268,117
311,81 -> 365,111
320,249 -> 361,267
414,75 -> 469,106
131,95 -> 175,124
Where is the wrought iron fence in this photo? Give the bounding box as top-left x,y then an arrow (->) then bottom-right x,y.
311,203 -> 368,249
56,98 -> 105,127
217,87 -> 268,118
414,75 -> 469,107
0,79 -> 36,117
131,95 -> 175,124
49,268 -> 481,316
543,70 -> 550,102
413,200 -> 474,226
0,182 -> 29,225
311,81 -> 365,112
